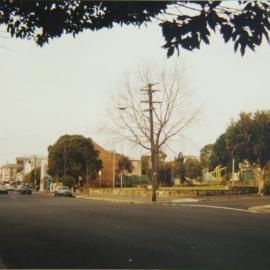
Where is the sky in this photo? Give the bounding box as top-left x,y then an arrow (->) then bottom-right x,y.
0,22 -> 270,164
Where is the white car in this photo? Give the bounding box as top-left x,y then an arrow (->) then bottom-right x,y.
54,186 -> 74,197
5,184 -> 16,191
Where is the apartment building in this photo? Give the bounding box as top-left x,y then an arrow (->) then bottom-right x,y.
0,163 -> 17,184
16,156 -> 47,174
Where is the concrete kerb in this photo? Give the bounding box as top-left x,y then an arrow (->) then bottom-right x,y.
75,195 -> 152,204
75,194 -> 204,204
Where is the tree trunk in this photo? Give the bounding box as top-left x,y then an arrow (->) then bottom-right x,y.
253,165 -> 265,196
152,179 -> 157,201
257,167 -> 265,196
151,147 -> 159,201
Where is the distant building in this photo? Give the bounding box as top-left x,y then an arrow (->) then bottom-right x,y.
92,142 -> 141,187
16,156 -> 47,173
39,159 -> 49,191
15,155 -> 47,183
0,163 -> 17,184
92,142 -> 116,187
127,160 -> 142,176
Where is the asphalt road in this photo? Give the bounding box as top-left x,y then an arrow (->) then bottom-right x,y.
0,192 -> 270,269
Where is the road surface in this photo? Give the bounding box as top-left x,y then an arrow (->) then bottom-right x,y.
0,192 -> 269,269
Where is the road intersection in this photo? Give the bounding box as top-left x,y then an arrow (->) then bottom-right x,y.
0,192 -> 270,269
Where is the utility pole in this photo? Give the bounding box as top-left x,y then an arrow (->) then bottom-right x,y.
112,150 -> 115,188
34,155 -> 37,190
86,160 -> 89,187
141,83 -> 160,202
64,142 -> 67,177
232,157 -> 235,186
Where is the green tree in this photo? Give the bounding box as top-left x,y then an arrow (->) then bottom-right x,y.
61,175 -> 76,189
158,162 -> 173,186
225,111 -> 270,194
174,152 -> 185,183
24,167 -> 41,188
141,155 -> 151,176
116,154 -> 133,188
141,155 -> 151,177
48,135 -> 103,185
116,155 -> 133,175
184,157 -> 203,180
142,152 -> 172,185
200,144 -> 213,169
225,112 -> 254,164
2,1 -> 270,56
157,151 -> 167,167
157,151 -> 172,186
210,134 -> 231,171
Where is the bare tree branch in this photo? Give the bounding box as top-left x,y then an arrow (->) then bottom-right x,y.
106,60 -> 201,159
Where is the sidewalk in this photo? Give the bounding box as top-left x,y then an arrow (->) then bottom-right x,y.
248,204 -> 270,213
75,193 -> 172,204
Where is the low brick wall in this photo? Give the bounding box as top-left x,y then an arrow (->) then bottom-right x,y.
84,186 -> 258,198
229,186 -> 258,194
86,188 -> 152,197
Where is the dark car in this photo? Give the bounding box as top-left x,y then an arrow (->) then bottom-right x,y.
18,186 -> 33,195
0,186 -> 8,195
54,186 -> 73,197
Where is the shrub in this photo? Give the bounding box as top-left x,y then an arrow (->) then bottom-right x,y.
263,181 -> 270,195
61,176 -> 76,188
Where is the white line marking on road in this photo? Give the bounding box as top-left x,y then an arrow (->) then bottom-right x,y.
179,204 -> 258,214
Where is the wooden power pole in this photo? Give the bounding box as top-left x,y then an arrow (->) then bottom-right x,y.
141,83 -> 160,201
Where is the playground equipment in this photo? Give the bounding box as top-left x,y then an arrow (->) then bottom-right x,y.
238,161 -> 253,181
209,165 -> 227,183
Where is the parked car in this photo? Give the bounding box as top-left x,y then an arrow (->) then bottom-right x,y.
16,185 -> 21,191
0,186 -> 8,195
54,186 -> 73,197
18,186 -> 33,195
5,184 -> 16,191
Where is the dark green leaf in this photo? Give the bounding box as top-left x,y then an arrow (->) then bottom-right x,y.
167,46 -> 175,57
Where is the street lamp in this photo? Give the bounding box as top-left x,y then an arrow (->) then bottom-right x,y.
112,150 -> 115,188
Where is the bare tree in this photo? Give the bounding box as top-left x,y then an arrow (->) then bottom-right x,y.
107,61 -> 201,200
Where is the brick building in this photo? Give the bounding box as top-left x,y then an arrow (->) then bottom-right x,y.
92,142 -> 115,187
92,142 -> 141,187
